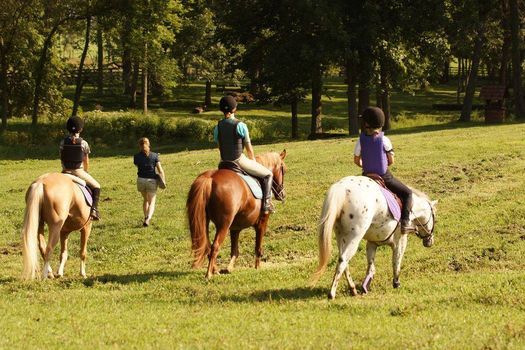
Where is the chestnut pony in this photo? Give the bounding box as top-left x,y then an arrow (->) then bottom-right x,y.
187,150 -> 287,278
22,173 -> 93,279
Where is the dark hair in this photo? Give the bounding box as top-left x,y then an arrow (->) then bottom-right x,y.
219,96 -> 238,113
66,116 -> 84,133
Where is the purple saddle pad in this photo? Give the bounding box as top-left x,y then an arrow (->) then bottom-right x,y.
77,184 -> 93,207
378,187 -> 401,221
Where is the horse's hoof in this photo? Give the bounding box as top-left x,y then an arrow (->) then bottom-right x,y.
327,291 -> 335,300
393,280 -> 401,289
349,287 -> 358,296
219,268 -> 231,274
362,274 -> 373,294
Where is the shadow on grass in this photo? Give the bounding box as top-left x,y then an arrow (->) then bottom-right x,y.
220,286 -> 327,303
83,270 -> 192,286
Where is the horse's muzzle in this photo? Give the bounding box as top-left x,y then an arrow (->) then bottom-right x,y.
273,184 -> 286,202
422,236 -> 433,248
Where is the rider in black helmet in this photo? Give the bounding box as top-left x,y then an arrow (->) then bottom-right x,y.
60,116 -> 102,220
354,107 -> 415,234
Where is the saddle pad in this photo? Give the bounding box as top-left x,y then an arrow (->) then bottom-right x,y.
378,186 -> 401,221
238,173 -> 263,199
77,183 -> 93,207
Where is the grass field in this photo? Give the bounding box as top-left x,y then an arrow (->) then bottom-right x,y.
1,84 -> 525,349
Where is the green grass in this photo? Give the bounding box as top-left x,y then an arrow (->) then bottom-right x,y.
1,84 -> 525,349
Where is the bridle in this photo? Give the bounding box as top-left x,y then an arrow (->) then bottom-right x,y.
413,201 -> 436,240
272,163 -> 286,201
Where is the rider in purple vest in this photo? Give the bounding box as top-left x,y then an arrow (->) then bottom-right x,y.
353,107 -> 415,234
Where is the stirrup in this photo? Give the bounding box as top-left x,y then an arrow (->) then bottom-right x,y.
90,208 -> 101,221
263,200 -> 275,214
400,220 -> 415,234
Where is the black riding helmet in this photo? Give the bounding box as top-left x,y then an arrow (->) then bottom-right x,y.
66,116 -> 84,133
361,107 -> 385,129
219,95 -> 238,113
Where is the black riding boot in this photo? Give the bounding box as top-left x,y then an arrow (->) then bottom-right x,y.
91,188 -> 101,221
262,174 -> 274,214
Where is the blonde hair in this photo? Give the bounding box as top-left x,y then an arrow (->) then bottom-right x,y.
138,137 -> 151,156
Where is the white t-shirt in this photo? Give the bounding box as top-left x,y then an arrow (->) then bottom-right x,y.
354,135 -> 393,156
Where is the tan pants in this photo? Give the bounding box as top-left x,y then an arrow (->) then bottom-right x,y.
237,154 -> 272,178
63,169 -> 101,189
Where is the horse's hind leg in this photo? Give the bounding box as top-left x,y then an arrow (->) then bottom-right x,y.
391,233 -> 408,288
224,229 -> 241,273
79,221 -> 92,278
362,242 -> 378,294
57,232 -> 70,277
37,220 -> 46,257
43,222 -> 63,279
329,235 -> 361,299
206,223 -> 230,279
254,213 -> 270,269
344,268 -> 358,296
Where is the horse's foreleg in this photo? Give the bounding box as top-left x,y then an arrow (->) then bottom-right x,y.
79,221 -> 92,278
391,233 -> 408,288
206,226 -> 229,279
43,223 -> 62,279
362,241 -> 378,294
57,232 -> 69,277
254,213 -> 270,269
329,235 -> 361,299
225,230 -> 241,273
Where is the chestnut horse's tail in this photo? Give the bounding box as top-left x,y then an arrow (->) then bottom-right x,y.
22,181 -> 44,280
187,170 -> 215,268
311,181 -> 347,285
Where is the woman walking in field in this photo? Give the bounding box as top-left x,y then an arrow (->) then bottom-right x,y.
134,137 -> 166,227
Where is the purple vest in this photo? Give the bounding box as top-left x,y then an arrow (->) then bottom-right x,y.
360,132 -> 388,176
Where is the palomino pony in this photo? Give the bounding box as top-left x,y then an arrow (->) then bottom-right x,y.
187,150 -> 287,279
22,173 -> 93,279
312,176 -> 437,299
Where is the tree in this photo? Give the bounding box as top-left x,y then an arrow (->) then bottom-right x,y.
509,0 -> 525,118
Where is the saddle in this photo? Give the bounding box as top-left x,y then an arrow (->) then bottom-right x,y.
62,173 -> 93,207
366,173 -> 402,221
218,161 -> 263,199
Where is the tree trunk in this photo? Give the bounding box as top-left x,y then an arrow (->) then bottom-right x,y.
72,16 -> 92,116
142,42 -> 148,115
130,61 -> 139,108
96,18 -> 104,97
456,57 -> 462,104
358,88 -> 370,115
509,0 -> 525,118
204,79 -> 212,108
310,65 -> 322,137
0,47 -> 8,130
32,21 -> 64,127
346,60 -> 359,135
380,64 -> 391,131
440,60 -> 450,83
460,31 -> 483,122
291,94 -> 298,139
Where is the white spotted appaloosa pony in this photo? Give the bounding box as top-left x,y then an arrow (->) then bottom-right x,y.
22,173 -> 94,279
311,176 -> 437,299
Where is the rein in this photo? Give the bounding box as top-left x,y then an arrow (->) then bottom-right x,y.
272,163 -> 286,200
412,201 -> 435,239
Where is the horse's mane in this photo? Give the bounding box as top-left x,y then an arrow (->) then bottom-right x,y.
408,186 -> 430,200
256,152 -> 281,168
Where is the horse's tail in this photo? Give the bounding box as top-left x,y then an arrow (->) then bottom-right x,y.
311,182 -> 347,285
21,181 -> 44,280
187,170 -> 214,268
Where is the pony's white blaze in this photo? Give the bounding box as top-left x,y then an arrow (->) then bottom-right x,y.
313,175 -> 436,299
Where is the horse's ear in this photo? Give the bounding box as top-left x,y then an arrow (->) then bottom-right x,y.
280,149 -> 287,159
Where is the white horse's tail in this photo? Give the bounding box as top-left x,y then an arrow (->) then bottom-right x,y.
311,182 -> 347,285
22,181 -> 44,280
